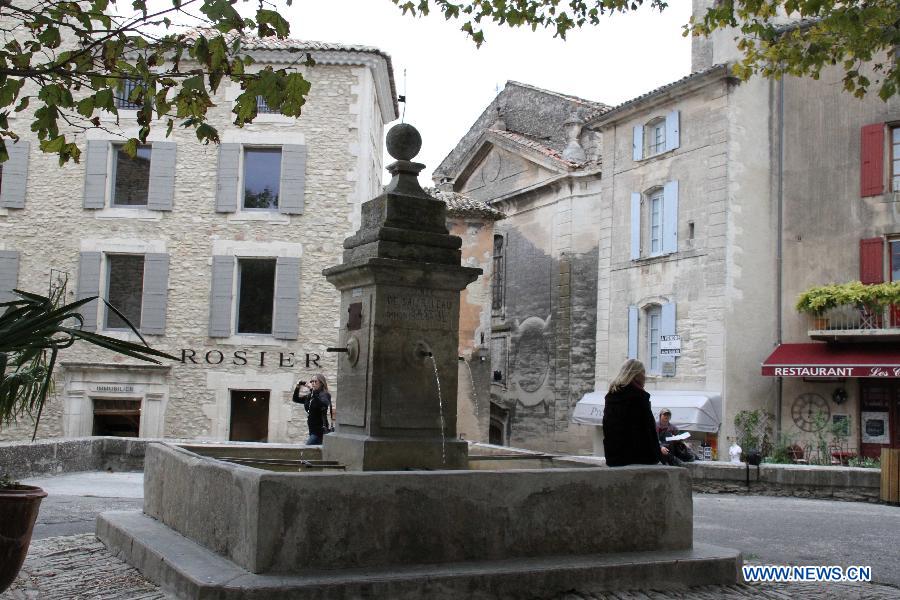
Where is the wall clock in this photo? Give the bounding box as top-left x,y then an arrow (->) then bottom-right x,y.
791,393 -> 830,432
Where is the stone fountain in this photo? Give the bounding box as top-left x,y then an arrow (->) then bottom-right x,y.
97,124 -> 740,599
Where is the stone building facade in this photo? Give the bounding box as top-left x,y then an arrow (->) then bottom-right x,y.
0,39 -> 397,443
441,3 -> 900,458
434,82 -> 608,453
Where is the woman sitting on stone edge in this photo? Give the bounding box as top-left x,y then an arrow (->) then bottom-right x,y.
602,359 -> 672,467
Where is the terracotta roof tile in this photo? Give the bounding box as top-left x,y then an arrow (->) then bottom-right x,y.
425,188 -> 506,221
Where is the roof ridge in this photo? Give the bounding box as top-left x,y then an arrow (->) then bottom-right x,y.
505,80 -> 610,109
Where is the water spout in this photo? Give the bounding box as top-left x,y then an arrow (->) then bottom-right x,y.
461,358 -> 479,426
427,355 -> 446,465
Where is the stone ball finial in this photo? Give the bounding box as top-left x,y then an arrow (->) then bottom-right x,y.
386,123 -> 422,161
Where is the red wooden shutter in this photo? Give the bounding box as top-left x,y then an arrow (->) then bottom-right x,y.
860,123 -> 884,197
859,237 -> 884,284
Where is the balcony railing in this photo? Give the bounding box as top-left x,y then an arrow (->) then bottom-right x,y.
807,305 -> 900,340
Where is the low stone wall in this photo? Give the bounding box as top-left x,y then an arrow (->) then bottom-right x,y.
0,437 -> 148,479
686,461 -> 881,503
0,437 -> 319,481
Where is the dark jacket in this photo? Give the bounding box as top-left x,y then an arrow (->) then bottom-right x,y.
602,384 -> 662,467
293,386 -> 331,437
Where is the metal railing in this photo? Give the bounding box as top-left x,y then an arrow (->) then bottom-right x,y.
807,305 -> 900,335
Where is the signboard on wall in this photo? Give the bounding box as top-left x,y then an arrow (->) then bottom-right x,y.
660,335 -> 681,356
861,411 -> 890,444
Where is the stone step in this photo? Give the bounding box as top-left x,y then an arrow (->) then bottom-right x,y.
98,510 -> 741,600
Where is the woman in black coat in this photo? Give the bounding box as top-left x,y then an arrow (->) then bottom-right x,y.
292,373 -> 332,445
602,359 -> 665,466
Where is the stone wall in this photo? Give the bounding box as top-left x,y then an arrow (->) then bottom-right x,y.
686,462 -> 882,503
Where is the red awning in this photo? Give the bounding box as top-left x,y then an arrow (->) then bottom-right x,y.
761,343 -> 900,378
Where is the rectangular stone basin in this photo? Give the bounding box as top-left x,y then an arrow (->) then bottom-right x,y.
143,442 -> 693,576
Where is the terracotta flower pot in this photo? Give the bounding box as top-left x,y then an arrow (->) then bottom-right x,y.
0,484 -> 47,594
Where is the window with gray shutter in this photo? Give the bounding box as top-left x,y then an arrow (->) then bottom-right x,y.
278,145 -> 306,215
665,110 -> 680,152
273,256 -> 300,339
662,180 -> 679,255
141,253 -> 169,335
83,141 -> 109,209
147,142 -> 176,211
215,144 -> 240,213
0,141 -> 30,209
627,305 -> 638,360
0,250 -> 20,302
76,252 -> 102,331
209,256 -> 235,337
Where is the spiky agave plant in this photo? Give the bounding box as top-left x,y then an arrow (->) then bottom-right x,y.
0,286 -> 175,442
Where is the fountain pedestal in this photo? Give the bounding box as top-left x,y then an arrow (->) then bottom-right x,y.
322,125 -> 480,471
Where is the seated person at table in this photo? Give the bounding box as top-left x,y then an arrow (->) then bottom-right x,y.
656,408 -> 696,463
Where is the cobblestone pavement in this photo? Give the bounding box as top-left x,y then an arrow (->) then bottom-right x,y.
2,534 -> 899,600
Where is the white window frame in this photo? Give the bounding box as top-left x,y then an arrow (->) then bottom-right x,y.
645,118 -> 666,157
649,189 -> 663,255
240,145 -> 283,213
891,125 -> 900,193
646,304 -> 662,374
103,253 -> 146,331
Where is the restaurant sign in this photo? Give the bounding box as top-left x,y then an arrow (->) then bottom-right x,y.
762,366 -> 900,378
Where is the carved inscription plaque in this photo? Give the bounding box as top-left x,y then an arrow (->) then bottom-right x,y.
382,289 -> 453,328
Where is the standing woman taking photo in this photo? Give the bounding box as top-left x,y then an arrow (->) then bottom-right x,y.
292,373 -> 332,445
602,359 -> 668,466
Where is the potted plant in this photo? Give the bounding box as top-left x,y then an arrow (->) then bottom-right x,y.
795,284 -> 840,329
0,285 -> 174,593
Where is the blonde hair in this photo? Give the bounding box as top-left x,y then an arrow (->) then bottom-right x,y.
608,359 -> 645,393
312,373 -> 329,391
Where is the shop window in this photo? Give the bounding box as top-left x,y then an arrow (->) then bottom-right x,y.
243,147 -> 281,210
92,398 -> 141,437
105,254 -> 144,329
236,258 -> 276,334
112,144 -> 152,206
229,390 -> 270,442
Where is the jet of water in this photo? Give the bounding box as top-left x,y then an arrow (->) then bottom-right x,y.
427,355 -> 447,465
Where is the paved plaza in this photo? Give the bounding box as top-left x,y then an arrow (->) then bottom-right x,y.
2,472 -> 899,599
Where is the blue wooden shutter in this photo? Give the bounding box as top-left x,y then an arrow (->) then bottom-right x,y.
630,192 -> 641,260
148,142 -> 176,211
0,141 -> 30,209
660,301 -> 676,376
209,256 -> 234,337
632,125 -> 644,161
215,144 -> 240,213
141,253 -> 169,335
663,180 -> 679,255
627,305 -> 638,359
0,250 -> 20,302
665,110 -> 680,152
76,252 -> 102,331
278,145 -> 306,215
83,141 -> 108,209
273,256 -> 300,340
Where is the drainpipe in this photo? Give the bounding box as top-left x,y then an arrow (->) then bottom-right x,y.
775,75 -> 785,439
